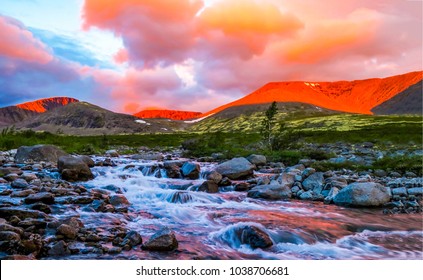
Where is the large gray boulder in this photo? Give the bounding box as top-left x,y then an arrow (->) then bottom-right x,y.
215,157 -> 255,180
15,145 -> 68,163
302,172 -> 324,193
58,156 -> 94,182
247,184 -> 292,200
142,228 -> 178,251
246,154 -> 267,166
333,182 -> 391,207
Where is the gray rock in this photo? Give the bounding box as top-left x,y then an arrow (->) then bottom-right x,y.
15,145 -> 68,163
333,182 -> 391,207
302,168 -> 316,178
391,187 -> 407,196
215,157 -> 255,180
11,179 -> 29,189
181,162 -> 200,179
121,230 -> 142,249
277,172 -> 295,187
132,152 -> 164,161
246,154 -> 267,166
299,190 -> 314,200
78,155 -> 95,167
324,187 -> 339,204
105,150 -> 119,157
234,225 -> 273,249
163,161 -> 182,178
58,156 -> 94,182
234,182 -> 251,192
374,169 -> 387,177
247,184 -> 292,200
205,171 -> 222,184
302,172 -> 324,192
24,192 -> 55,204
389,171 -> 402,178
0,208 -> 46,220
407,187 -> 423,196
405,172 -> 417,178
47,240 -> 69,256
142,228 -> 178,251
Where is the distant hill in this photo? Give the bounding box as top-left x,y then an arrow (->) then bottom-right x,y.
15,102 -> 183,135
0,97 -> 79,126
372,80 -> 422,115
134,109 -> 202,120
200,71 -> 422,118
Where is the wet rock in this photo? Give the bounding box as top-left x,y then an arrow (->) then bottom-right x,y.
391,187 -> 407,196
234,182 -> 251,192
15,145 -> 68,163
79,155 -> 95,167
91,200 -> 106,212
247,184 -> 292,200
120,230 -> 143,250
20,233 -> 42,255
168,191 -> 193,204
205,171 -> 222,184
218,177 -> 232,186
234,225 -> 273,249
0,231 -> 21,242
0,208 -> 46,220
163,161 -> 182,179
324,187 -> 339,204
18,218 -> 47,229
58,156 -> 94,182
107,247 -> 122,254
302,168 -> 316,178
302,172 -> 324,193
181,162 -> 200,179
57,224 -> 78,240
215,157 -> 255,180
10,189 -> 36,197
0,224 -> 24,236
105,150 -> 119,157
333,182 -> 391,207
11,179 -> 29,189
3,173 -> 19,182
194,180 -> 219,193
408,187 -> 423,196
299,190 -> 314,200
109,194 -> 130,207
21,173 -> 38,182
71,196 -> 93,204
24,192 -> 55,205
246,154 -> 267,166
142,228 -> 178,251
30,203 -> 52,214
47,240 -> 70,256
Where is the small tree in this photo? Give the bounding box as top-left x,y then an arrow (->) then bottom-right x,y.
260,101 -> 278,149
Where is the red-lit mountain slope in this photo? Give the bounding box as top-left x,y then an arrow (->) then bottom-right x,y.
202,71 -> 422,117
16,97 -> 79,113
134,110 -> 202,120
0,97 -> 79,126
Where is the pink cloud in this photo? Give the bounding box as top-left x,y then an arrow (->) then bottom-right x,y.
0,16 -> 53,64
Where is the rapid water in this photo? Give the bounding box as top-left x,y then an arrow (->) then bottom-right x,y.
68,156 -> 422,260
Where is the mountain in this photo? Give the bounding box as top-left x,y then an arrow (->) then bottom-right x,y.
0,97 -> 79,126
134,109 -> 202,120
200,71 -> 422,118
16,102 -> 184,135
371,80 -> 422,115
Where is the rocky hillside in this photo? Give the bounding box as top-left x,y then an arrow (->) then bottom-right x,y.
372,81 -> 422,115
0,97 -> 79,127
16,102 -> 184,135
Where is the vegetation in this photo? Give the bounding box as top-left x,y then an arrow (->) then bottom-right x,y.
260,101 -> 278,149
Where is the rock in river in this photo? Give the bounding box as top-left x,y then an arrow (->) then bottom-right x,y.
333,182 -> 391,207
215,157 -> 255,180
247,184 -> 292,200
142,228 -> 178,251
58,156 -> 94,182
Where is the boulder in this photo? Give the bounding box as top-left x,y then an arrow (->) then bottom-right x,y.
24,192 -> 55,205
333,182 -> 391,207
246,154 -> 267,166
15,145 -> 68,163
10,179 -> 29,189
215,157 -> 255,180
78,155 -> 95,167
234,225 -> 273,249
163,161 -> 182,179
0,208 -> 46,220
181,162 -> 200,179
57,224 -> 78,240
120,231 -> 142,250
109,194 -> 130,207
205,171 -> 222,184
194,180 -> 219,193
142,228 -> 178,251
105,150 -> 119,157
58,156 -> 94,182
247,184 -> 292,200
302,172 -> 324,193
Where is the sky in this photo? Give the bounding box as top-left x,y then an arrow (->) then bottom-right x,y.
0,0 -> 421,113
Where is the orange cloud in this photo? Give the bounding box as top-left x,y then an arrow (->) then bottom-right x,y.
114,48 -> 128,64
199,0 -> 303,35
0,16 -> 52,64
284,9 -> 381,63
